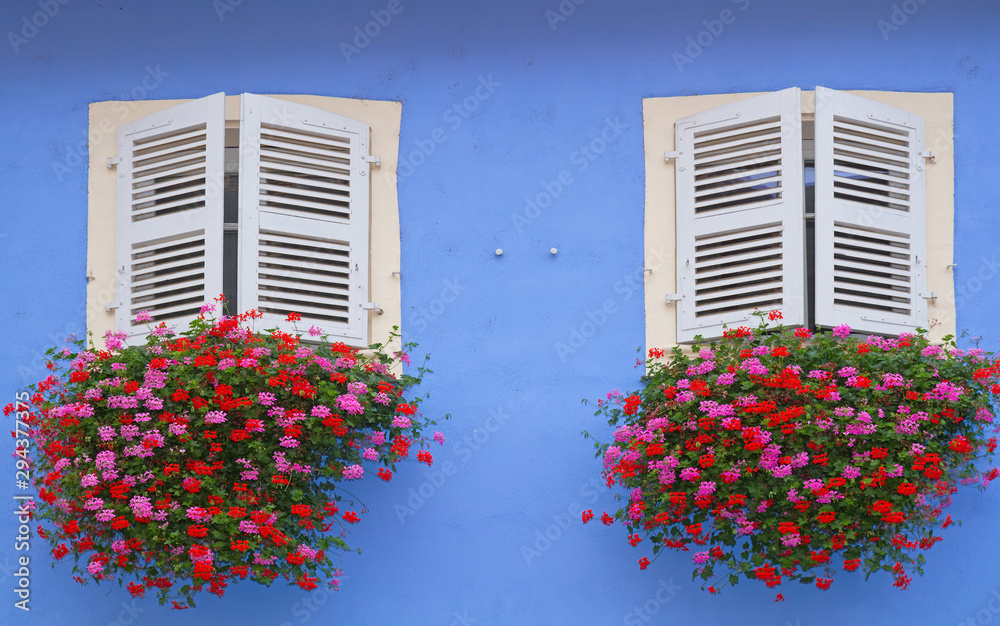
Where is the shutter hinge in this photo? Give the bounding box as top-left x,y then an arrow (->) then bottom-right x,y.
665,293 -> 683,304
362,155 -> 381,168
920,150 -> 936,164
664,150 -> 682,162
919,291 -> 938,302
105,300 -> 122,314
362,302 -> 384,315
106,156 -> 121,168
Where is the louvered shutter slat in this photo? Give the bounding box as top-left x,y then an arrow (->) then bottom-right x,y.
695,143 -> 783,169
694,120 -> 784,148
833,154 -> 910,174
694,172 -> 783,198
131,169 -> 207,194
132,251 -> 207,276
694,197 -> 784,216
134,276 -> 207,300
260,124 -> 353,146
696,278 -> 786,304
133,149 -> 209,179
132,171 -> 208,197
834,145 -> 910,171
696,160 -> 780,180
239,94 -> 370,345
833,117 -> 910,145
675,88 -> 805,342
133,137 -> 209,164
697,245 -> 785,272
261,140 -> 350,169
833,289 -> 911,309
697,291 -> 784,314
697,261 -> 785,283
131,190 -> 210,218
129,289 -> 204,318
814,87 -> 927,333
261,136 -> 351,161
258,187 -> 350,214
833,258 -> 911,281
132,138 -> 208,162
115,94 -> 225,338
132,126 -> 208,150
259,163 -> 351,188
834,243 -> 910,267
260,158 -> 350,179
832,174 -> 909,198
831,185 -> 909,208
258,276 -> 351,296
832,162 -> 909,183
833,125 -> 910,149
695,138 -> 782,162
258,172 -> 352,195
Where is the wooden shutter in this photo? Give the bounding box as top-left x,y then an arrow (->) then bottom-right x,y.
114,93 -> 225,338
675,88 -> 805,342
238,94 -> 371,345
813,87 -> 927,334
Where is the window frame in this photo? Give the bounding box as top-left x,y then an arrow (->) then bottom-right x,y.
642,89 -> 955,349
86,93 -> 403,349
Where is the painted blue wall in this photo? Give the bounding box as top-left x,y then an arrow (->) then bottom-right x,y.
2,0 -> 999,624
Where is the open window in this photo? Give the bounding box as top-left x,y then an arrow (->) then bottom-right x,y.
88,93 -> 402,348
646,87 -> 952,345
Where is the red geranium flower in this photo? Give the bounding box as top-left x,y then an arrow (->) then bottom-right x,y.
187,525 -> 209,538
949,436 -> 973,454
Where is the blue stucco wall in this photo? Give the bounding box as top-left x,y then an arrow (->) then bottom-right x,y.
2,0 -> 999,624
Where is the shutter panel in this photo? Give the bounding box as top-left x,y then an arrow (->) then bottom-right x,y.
675,87 -> 805,342
813,87 -> 927,334
238,94 -> 370,345
115,93 -> 225,338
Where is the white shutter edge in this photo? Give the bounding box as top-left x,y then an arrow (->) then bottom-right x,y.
236,93 -> 262,323
674,87 -> 805,342
237,94 -> 373,346
813,87 -> 927,335
114,92 -> 226,339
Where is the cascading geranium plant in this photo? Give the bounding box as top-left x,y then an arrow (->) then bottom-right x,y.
7,300 -> 446,608
584,311 -> 1000,598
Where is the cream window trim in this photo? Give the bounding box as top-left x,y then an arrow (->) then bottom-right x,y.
87,94 -> 402,351
643,89 -> 954,350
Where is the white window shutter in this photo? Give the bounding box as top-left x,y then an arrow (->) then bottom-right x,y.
813,87 -> 927,334
237,94 -> 371,345
114,93 -> 226,338
674,87 -> 805,342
